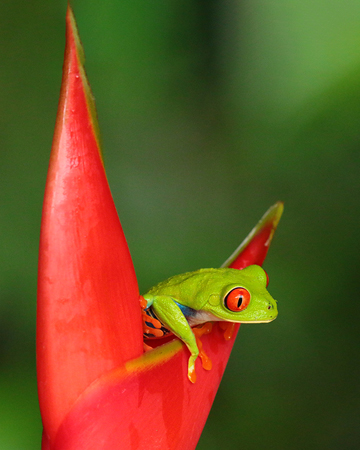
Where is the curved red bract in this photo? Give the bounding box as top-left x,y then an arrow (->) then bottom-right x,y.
52,326 -> 235,450
37,6 -> 283,450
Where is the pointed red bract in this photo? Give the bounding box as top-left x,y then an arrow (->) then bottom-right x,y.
37,7 -> 143,443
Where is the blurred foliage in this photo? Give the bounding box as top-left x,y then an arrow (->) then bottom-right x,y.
1,0 -> 360,448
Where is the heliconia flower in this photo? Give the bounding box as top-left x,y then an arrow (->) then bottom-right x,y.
37,6 -> 283,450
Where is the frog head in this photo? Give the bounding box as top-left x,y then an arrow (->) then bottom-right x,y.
201,265 -> 278,323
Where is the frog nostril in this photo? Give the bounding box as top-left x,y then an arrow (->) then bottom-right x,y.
267,305 -> 272,310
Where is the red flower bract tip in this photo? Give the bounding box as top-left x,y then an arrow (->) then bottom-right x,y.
222,201 -> 284,270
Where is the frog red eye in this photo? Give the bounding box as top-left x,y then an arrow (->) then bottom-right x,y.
224,288 -> 251,312
264,269 -> 269,287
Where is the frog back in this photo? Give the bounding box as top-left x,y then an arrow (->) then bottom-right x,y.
145,268 -> 235,310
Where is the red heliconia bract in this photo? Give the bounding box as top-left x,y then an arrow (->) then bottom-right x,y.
37,6 -> 283,450
37,7 -> 143,445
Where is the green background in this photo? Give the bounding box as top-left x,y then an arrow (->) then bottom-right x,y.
1,1 -> 359,448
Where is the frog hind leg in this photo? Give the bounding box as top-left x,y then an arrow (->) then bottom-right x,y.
150,295 -> 199,383
140,295 -> 164,339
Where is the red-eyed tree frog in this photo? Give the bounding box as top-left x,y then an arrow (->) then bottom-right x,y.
140,264 -> 278,383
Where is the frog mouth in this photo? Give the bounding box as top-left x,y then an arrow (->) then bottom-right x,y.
239,316 -> 277,324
